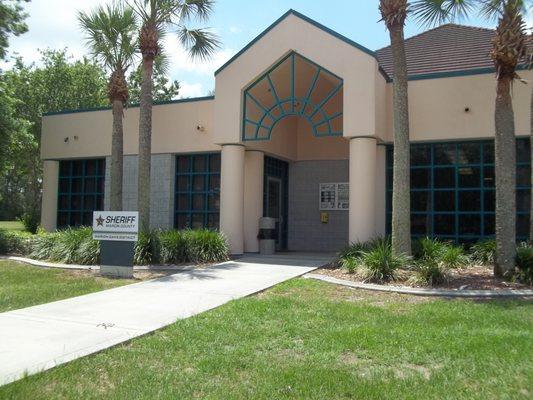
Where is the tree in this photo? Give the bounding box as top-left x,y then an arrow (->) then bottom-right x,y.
412,0 -> 528,275
0,0 -> 29,61
379,0 -> 412,256
127,0 -> 219,232
128,58 -> 180,103
79,2 -> 138,211
489,0 -> 527,276
1,50 -> 108,221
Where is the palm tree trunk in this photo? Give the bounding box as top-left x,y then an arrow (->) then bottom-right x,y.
110,99 -> 123,211
494,76 -> 516,276
530,87 -> 533,243
138,57 -> 154,232
389,23 -> 411,256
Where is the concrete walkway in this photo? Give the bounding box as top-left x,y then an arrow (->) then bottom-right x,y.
0,253 -> 331,386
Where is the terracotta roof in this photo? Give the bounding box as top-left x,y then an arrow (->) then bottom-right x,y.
376,23 -> 531,79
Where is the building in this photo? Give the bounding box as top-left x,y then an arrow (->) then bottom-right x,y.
40,10 -> 532,255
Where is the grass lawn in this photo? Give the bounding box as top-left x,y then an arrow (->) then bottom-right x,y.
0,220 -> 24,231
0,261 -> 134,312
1,279 -> 531,399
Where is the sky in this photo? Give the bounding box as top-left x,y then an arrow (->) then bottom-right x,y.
2,0 -> 532,98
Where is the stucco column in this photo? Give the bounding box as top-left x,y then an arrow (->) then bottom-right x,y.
374,144 -> 387,237
41,160 -> 59,232
220,144 -> 245,255
349,137 -> 377,243
243,150 -> 264,253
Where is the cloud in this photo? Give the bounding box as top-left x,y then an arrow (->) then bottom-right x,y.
162,35 -> 235,78
229,25 -> 242,34
178,82 -> 205,99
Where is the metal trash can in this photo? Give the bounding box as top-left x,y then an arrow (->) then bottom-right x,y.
258,217 -> 276,255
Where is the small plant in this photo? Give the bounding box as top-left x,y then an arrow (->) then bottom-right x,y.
470,240 -> 496,266
358,239 -> 407,282
440,245 -> 470,269
184,229 -> 229,263
134,230 -> 161,265
341,257 -> 360,274
413,237 -> 448,261
19,211 -> 40,234
412,258 -> 449,286
159,230 -> 187,264
30,232 -> 58,260
516,243 -> 533,285
336,237 -> 388,267
0,229 -> 31,255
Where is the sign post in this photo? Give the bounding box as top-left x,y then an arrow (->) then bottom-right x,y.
93,211 -> 139,278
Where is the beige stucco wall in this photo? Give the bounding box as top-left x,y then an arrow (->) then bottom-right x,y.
41,160 -> 59,231
41,99 -> 218,160
214,13 -> 385,144
382,69 -> 533,143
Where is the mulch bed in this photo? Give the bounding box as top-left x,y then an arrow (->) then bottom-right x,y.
315,264 -> 531,290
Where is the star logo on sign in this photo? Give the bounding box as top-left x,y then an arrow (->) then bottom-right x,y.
96,215 -> 104,226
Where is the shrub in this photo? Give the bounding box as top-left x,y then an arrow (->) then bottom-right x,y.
336,237 -> 388,267
412,258 -> 449,286
413,237 -> 469,269
134,230 -> 161,265
20,211 -> 40,234
413,237 -> 448,261
341,257 -> 359,274
30,232 -> 58,260
159,230 -> 187,264
0,229 -> 31,255
358,239 -> 407,282
183,229 -> 229,263
470,240 -> 496,266
516,243 -> 533,285
29,228 -> 99,265
440,245 -> 470,269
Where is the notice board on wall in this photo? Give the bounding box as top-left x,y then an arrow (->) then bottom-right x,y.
319,183 -> 349,210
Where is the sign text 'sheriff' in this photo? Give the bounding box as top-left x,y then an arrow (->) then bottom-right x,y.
92,211 -> 139,242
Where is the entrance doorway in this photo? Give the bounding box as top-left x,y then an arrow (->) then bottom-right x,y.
264,156 -> 288,250
266,177 -> 283,251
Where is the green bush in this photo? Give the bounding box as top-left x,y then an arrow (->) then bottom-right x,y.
0,229 -> 31,255
19,211 -> 40,234
341,257 -> 359,274
412,258 -> 449,286
183,229 -> 230,263
134,230 -> 161,265
413,237 -> 469,269
470,240 -> 496,266
516,243 -> 533,285
29,232 -> 58,260
159,230 -> 187,264
359,239 -> 407,282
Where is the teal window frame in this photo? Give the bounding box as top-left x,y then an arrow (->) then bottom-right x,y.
242,51 -> 343,141
174,153 -> 221,230
57,159 -> 105,228
386,138 -> 531,243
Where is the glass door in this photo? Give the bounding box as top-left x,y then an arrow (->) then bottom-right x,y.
266,177 -> 283,251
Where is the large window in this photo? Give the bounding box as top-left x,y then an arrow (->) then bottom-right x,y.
174,153 -> 221,230
386,139 -> 531,243
57,159 -> 105,228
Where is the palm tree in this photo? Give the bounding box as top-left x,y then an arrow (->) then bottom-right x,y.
78,3 -> 137,211
127,0 -> 219,232
379,0 -> 412,256
412,0 -> 527,276
489,0 -> 527,276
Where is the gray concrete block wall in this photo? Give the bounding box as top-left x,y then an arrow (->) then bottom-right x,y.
104,154 -> 175,230
288,160 -> 349,252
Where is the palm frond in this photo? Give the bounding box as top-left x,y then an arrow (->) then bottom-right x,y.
412,0 -> 477,27
78,1 -> 138,72
177,27 -> 220,60
178,0 -> 216,22
479,0 -> 528,20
